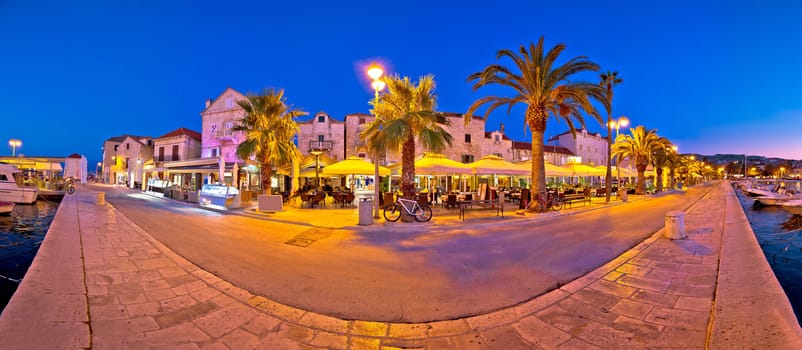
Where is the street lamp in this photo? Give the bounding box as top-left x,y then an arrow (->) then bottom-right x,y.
97,162 -> 102,181
607,116 -> 629,197
310,149 -> 323,189
367,63 -> 386,219
8,139 -> 21,157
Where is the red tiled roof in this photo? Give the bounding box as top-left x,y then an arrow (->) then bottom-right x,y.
67,153 -> 82,159
157,128 -> 202,140
484,132 -> 511,140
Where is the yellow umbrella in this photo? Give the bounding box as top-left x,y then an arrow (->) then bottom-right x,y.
322,156 -> 390,176
469,155 -> 529,175
564,163 -> 607,177
389,153 -> 472,175
516,160 -> 574,177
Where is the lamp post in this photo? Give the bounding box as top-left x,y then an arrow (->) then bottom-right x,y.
97,162 -> 102,182
607,116 -> 629,197
310,149 -> 323,189
8,139 -> 21,157
367,64 -> 386,219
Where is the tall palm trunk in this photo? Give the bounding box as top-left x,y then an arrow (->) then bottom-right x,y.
669,168 -> 676,189
262,159 -> 273,195
527,105 -> 548,201
636,161 -> 647,195
400,134 -> 416,200
656,167 -> 664,192
604,87 -> 613,203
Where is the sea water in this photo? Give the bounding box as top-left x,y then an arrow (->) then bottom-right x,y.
736,183 -> 802,321
0,200 -> 59,312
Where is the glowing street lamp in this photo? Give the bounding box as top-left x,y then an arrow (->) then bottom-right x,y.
367,63 -> 385,219
607,116 -> 630,198
8,139 -> 21,157
310,149 -> 323,189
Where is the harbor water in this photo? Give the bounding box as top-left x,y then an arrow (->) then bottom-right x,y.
0,200 -> 59,312
735,182 -> 802,321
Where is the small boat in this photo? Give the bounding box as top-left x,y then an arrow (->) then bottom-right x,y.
780,199 -> 802,215
0,163 -> 38,204
0,201 -> 13,215
756,194 -> 795,206
38,188 -> 66,202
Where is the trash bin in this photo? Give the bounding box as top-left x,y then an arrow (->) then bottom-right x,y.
358,198 -> 373,225
621,189 -> 628,202
95,192 -> 105,205
664,211 -> 686,239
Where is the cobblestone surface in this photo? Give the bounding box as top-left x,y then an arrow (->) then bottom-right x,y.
1,182 -> 800,349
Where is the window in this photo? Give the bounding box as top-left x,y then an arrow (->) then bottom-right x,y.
579,145 -> 583,151
318,115 -> 325,122
358,153 -> 366,158
464,134 -> 472,143
317,135 -> 325,142
172,145 -> 179,161
359,117 -> 366,124
494,153 -> 502,158
158,147 -> 165,161
114,145 -> 118,151
461,155 -> 474,163
126,143 -> 130,150
0,174 -> 7,181
494,135 -> 500,142
211,148 -> 218,157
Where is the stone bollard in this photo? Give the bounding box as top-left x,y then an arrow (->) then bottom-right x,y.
95,192 -> 105,205
664,210 -> 686,239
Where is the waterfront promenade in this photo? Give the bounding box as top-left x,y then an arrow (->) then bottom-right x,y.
0,182 -> 800,349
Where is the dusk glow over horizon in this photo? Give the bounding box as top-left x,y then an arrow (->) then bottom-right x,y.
2,0 -> 802,164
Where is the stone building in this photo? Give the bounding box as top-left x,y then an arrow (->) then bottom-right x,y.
101,135 -> 153,188
153,128 -> 202,163
297,112 -> 345,161
511,141 -> 575,165
548,129 -> 609,166
200,87 -> 248,163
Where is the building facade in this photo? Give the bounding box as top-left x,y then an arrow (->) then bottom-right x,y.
511,141 -> 575,165
297,112 -> 345,161
102,135 -> 153,188
548,129 -> 609,166
200,87 -> 248,163
153,128 -> 202,163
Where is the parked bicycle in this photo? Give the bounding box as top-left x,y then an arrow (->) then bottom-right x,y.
383,197 -> 433,222
525,192 -> 563,212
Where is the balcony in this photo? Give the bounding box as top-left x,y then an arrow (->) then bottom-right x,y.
308,140 -> 333,151
215,129 -> 236,141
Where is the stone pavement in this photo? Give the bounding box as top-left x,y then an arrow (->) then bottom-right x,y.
1,182 -> 800,349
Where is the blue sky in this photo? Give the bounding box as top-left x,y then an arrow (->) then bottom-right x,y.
2,0 -> 802,167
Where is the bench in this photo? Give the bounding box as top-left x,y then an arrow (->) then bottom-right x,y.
458,200 -> 503,221
562,194 -> 590,208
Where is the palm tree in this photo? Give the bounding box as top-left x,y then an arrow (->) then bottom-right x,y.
600,71 -> 622,202
361,75 -> 453,201
612,125 -> 663,195
649,137 -> 672,192
466,36 -> 607,201
232,88 -> 307,195
666,148 -> 682,189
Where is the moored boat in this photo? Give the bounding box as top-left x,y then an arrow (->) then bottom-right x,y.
780,199 -> 802,215
0,201 -> 13,215
756,195 -> 795,206
0,163 -> 38,204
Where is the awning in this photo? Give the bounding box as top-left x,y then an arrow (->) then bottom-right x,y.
468,155 -> 529,176
515,160 -> 574,177
322,156 -> 390,176
564,163 -> 607,177
389,153 -> 472,176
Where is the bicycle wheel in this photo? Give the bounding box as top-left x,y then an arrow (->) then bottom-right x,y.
383,204 -> 401,222
413,205 -> 433,222
550,197 -> 564,211
532,199 -> 546,212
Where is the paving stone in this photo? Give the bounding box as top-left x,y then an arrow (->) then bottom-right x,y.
193,302 -> 259,338
191,287 -> 223,303
145,288 -> 178,302
220,329 -> 261,350
653,326 -> 706,348
165,273 -> 200,287
381,338 -> 426,349
122,270 -> 163,283
628,257 -> 653,267
644,307 -> 709,330
673,296 -> 712,311
571,288 -> 621,310
616,275 -> 671,292
611,315 -> 663,339
512,315 -> 572,349
427,319 -> 471,337
587,279 -> 637,298
387,322 -> 428,339
141,322 -> 212,346
154,300 -> 219,328
350,336 -> 381,349
629,289 -> 678,308
602,270 -> 623,281
277,323 -> 315,344
159,294 -> 200,313
297,312 -> 350,333
535,305 -> 589,333
450,332 -> 486,349
91,303 -> 129,320
616,263 -> 652,277
309,330 -> 348,349
569,321 -> 642,349
242,314 -> 283,335
351,320 -> 388,337
609,299 -> 653,320
557,296 -> 618,326
555,337 -> 602,350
